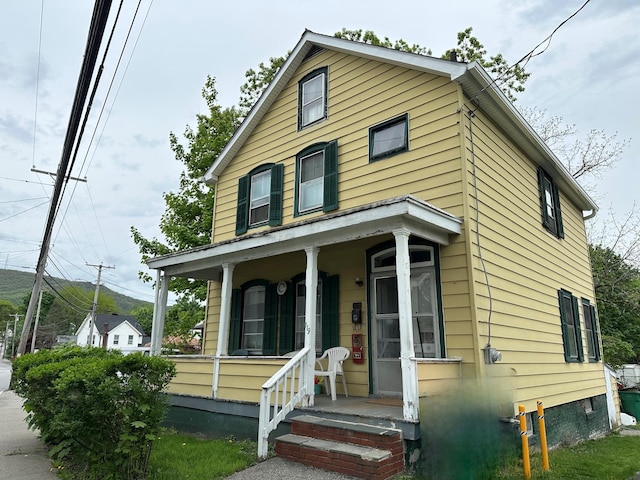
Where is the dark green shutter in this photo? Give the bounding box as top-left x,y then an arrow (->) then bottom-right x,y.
235,175 -> 249,235
323,140 -> 338,212
537,168 -> 547,229
279,282 -> 294,354
228,289 -> 243,353
558,289 -> 571,362
321,275 -> 339,351
268,164 -> 283,226
591,304 -> 601,361
262,283 -> 278,355
553,184 -> 564,238
572,295 -> 584,362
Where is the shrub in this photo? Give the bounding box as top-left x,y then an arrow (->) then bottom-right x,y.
12,346 -> 176,479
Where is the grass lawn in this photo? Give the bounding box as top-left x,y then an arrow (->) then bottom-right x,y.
146,432 -> 258,480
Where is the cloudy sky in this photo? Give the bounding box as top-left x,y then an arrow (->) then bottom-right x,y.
0,0 -> 637,305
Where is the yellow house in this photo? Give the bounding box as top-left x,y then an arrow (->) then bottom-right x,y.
147,31 -> 607,472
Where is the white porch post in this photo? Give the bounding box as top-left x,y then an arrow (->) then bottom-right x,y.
214,263 -> 235,399
303,246 -> 319,407
393,228 -> 419,421
150,270 -> 169,356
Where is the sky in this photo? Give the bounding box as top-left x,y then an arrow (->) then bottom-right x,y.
0,0 -> 638,306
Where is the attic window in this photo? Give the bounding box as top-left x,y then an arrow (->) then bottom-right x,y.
298,67 -> 328,129
537,168 -> 563,239
369,114 -> 409,162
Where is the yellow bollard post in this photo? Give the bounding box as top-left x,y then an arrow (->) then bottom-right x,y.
537,400 -> 550,471
519,405 -> 531,480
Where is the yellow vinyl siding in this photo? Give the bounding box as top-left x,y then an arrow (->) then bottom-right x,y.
212,50 -> 463,243
460,101 -> 603,410
216,358 -> 288,403
417,360 -> 463,396
167,356 -> 214,397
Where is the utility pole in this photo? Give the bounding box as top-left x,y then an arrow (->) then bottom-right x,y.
30,290 -> 44,353
87,263 -> 114,346
2,322 -> 8,359
11,313 -> 23,358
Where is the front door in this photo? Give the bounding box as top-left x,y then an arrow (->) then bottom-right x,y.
370,245 -> 441,396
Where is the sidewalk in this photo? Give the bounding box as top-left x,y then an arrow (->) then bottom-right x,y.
0,390 -> 58,480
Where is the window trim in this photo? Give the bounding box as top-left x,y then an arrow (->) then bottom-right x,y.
537,168 -> 564,239
558,289 -> 584,363
235,163 -> 284,235
229,280 -> 278,355
294,140 -> 338,217
581,298 -> 601,362
298,67 -> 328,130
369,114 -> 409,162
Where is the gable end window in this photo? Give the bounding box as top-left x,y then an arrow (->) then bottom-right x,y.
298,67 -> 328,130
537,168 -> 564,238
235,163 -> 284,235
294,140 -> 338,216
558,289 -> 583,363
369,114 -> 409,162
582,298 -> 601,362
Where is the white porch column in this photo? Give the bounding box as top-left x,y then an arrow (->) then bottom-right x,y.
150,270 -> 169,356
393,228 -> 419,421
303,246 -> 319,407
214,263 -> 235,399
216,263 -> 235,357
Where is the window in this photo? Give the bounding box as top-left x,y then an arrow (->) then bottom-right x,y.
537,168 -> 564,238
298,67 -> 327,129
294,141 -> 338,216
228,281 -> 278,355
128,335 -> 134,345
295,280 -> 322,353
242,285 -> 265,353
235,164 -> 283,235
369,114 -> 409,162
558,289 -> 583,362
113,334 -> 119,345
582,299 -> 601,362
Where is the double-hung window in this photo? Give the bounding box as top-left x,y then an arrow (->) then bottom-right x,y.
128,335 -> 134,345
236,164 -> 284,235
241,285 -> 266,354
298,67 -> 328,129
538,168 -> 564,238
113,334 -> 119,345
582,299 -> 601,362
369,114 -> 409,162
294,141 -> 338,216
558,289 -> 583,362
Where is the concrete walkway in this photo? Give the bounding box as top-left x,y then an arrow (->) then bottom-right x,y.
0,390 -> 58,480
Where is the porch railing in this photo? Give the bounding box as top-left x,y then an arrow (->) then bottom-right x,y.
257,347 -> 310,458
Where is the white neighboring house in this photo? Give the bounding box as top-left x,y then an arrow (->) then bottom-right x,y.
75,313 -> 149,354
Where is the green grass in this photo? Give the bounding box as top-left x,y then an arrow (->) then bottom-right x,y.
492,433 -> 640,480
146,433 -> 258,480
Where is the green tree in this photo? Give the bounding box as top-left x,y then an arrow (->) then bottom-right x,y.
131,77 -> 241,302
131,305 -> 154,336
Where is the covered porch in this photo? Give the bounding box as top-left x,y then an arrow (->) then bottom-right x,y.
147,195 -> 462,456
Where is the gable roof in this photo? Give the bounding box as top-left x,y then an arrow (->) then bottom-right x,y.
202,30 -> 597,215
92,313 -> 144,335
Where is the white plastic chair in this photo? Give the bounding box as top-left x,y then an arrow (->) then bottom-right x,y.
314,346 -> 350,401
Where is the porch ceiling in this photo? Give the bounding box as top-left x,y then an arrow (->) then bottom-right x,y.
147,195 -> 462,280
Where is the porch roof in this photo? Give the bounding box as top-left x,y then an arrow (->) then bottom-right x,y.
147,195 -> 462,280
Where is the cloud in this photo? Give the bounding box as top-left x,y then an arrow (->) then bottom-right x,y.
133,134 -> 164,149
0,112 -> 33,144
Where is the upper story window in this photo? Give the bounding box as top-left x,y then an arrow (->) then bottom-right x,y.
558,289 -> 583,363
298,67 -> 328,130
294,141 -> 338,216
236,164 -> 284,235
537,168 -> 564,239
369,114 -> 409,162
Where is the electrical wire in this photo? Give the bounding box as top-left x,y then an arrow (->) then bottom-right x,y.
0,200 -> 49,223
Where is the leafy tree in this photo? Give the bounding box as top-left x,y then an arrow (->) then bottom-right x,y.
131,305 -> 154,336
131,77 -> 241,302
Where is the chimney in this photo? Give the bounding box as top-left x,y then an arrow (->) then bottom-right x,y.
102,323 -> 109,349
449,50 -> 457,62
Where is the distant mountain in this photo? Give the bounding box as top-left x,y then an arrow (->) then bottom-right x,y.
0,268 -> 152,313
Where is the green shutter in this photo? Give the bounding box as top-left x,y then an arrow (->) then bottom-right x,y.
268,164 -> 283,226
228,289 -> 243,353
591,304 -> 601,361
572,295 -> 584,362
235,175 -> 249,235
262,283 -> 278,355
323,140 -> 338,212
558,290 -> 571,362
321,275 -> 339,351
279,282 -> 294,354
553,184 -> 564,238
537,168 -> 548,228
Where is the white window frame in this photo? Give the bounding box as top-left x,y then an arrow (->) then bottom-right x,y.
298,151 -> 324,213
242,285 -> 266,354
249,169 -> 271,225
300,72 -> 325,128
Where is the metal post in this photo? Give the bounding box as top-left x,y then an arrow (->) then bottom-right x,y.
519,405 -> 531,480
537,400 -> 550,471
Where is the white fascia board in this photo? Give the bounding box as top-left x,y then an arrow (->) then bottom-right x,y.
202,31 -> 467,185
455,63 -> 597,214
148,197 -> 461,278
74,313 -> 91,336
